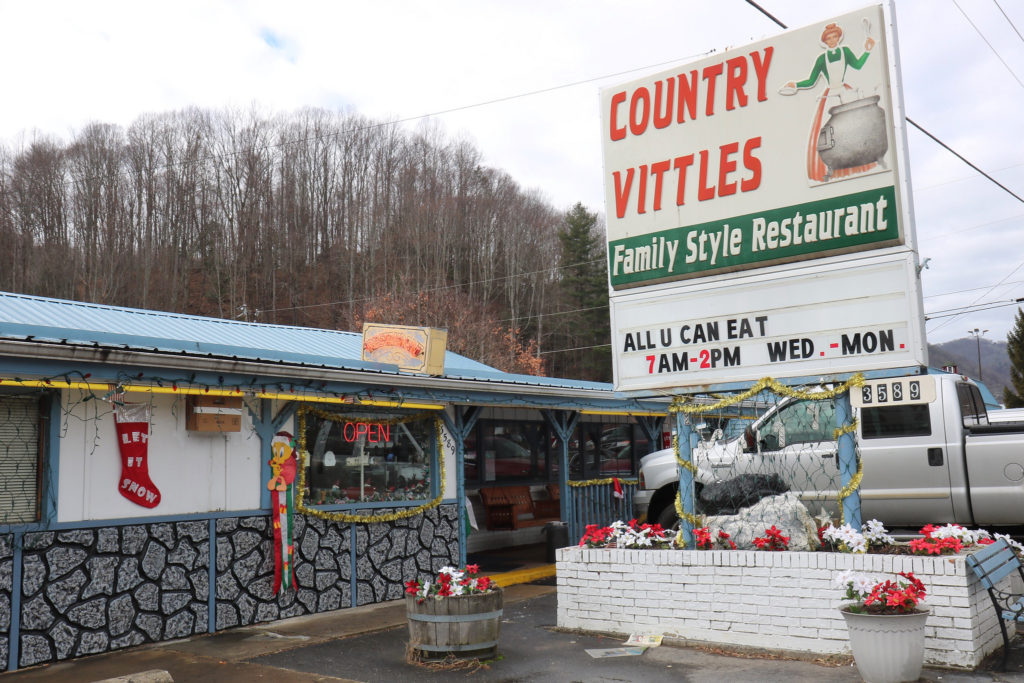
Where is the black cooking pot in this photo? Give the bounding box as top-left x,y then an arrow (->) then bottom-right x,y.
816,95 -> 888,178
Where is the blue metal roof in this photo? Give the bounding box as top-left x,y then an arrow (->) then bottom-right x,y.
0,291 -> 611,391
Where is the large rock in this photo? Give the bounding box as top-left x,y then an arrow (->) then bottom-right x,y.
702,492 -> 821,551
699,474 -> 789,515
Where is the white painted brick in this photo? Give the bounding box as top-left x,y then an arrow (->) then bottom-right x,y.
556,548 -> 1002,669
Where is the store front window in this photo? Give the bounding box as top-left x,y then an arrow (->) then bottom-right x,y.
462,417 -> 653,486
463,419 -> 551,485
300,407 -> 436,505
568,421 -> 649,480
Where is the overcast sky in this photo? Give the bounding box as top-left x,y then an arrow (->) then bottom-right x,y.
1,0 -> 1022,348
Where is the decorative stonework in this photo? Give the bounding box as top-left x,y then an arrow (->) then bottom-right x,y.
7,502 -> 459,672
0,534 -> 13,671
17,522 -> 209,668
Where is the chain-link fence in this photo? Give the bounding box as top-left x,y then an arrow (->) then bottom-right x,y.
666,379 -> 861,550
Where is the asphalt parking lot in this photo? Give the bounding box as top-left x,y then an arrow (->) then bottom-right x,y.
6,578 -> 1024,683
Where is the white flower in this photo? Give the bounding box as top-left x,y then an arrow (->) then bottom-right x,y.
994,533 -> 1024,554
851,574 -> 876,595
862,519 -> 895,546
835,571 -> 876,597
822,524 -> 867,553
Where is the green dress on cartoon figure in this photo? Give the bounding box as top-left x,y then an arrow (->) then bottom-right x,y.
793,45 -> 871,92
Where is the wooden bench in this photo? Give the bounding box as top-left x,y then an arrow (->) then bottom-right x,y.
966,538 -> 1024,670
478,485 -> 560,530
533,483 -> 561,519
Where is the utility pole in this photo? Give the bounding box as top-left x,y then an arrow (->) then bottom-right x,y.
968,328 -> 988,381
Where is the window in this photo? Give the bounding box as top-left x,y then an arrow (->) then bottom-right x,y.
0,394 -> 45,524
757,399 -> 836,450
956,383 -> 989,427
463,420 -> 550,485
301,409 -> 436,505
568,421 -> 649,479
860,404 -> 932,439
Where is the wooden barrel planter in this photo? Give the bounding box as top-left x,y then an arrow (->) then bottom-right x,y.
405,587 -> 503,659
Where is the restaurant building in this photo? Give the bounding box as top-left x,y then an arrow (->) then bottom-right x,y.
0,292 -> 666,671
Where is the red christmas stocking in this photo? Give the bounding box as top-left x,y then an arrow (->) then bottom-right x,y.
114,403 -> 161,508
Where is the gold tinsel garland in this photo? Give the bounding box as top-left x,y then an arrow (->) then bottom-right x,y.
293,407 -> 446,524
667,374 -> 866,532
668,373 -> 865,415
567,477 -> 638,487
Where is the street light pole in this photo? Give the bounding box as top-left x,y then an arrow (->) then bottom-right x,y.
968,328 -> 988,381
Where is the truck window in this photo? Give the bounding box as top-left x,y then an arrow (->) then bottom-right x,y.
955,383 -> 990,427
758,399 -> 836,449
860,405 -> 931,439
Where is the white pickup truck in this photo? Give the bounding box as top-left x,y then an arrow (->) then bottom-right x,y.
634,373 -> 1024,528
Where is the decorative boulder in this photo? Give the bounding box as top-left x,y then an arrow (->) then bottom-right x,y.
698,473 -> 789,515
702,492 -> 821,551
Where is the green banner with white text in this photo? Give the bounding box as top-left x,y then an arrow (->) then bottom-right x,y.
608,185 -> 900,289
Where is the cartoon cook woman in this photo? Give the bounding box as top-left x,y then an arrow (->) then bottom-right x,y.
780,22 -> 876,182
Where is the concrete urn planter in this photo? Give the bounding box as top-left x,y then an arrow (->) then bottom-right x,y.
840,604 -> 929,683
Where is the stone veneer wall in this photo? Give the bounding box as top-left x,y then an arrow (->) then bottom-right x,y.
17,523 -> 210,668
214,505 -> 459,629
556,547 -> 1006,670
3,503 -> 459,672
1,534 -> 12,668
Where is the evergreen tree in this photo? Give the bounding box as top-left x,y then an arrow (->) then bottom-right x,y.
552,203 -> 611,381
1004,307 -> 1024,408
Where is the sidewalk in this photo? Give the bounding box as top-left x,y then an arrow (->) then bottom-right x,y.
3,569 -> 1023,682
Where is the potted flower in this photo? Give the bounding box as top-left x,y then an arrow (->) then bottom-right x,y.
836,570 -> 929,683
404,565 -> 502,659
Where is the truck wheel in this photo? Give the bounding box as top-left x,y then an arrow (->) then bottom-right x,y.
655,486 -> 705,529
656,504 -> 678,529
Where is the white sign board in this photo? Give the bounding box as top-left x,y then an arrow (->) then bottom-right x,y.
602,3 -> 928,391
610,252 -> 927,392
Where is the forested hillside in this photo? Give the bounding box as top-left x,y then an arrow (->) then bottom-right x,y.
0,108 -> 611,380
928,337 -> 1011,405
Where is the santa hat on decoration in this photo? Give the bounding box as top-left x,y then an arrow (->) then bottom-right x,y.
273,431 -> 293,444
612,477 -> 624,499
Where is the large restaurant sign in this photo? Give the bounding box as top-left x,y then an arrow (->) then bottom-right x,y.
603,3 -> 928,392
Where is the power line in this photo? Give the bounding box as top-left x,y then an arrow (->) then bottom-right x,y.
924,278 -> 1024,299
742,0 -> 1024,208
258,258 -> 605,314
994,0 -> 1024,45
954,0 -> 1024,89
919,211 -> 1024,240
905,118 -> 1024,207
928,260 -> 1024,332
925,297 -> 1024,321
538,342 -> 612,356
745,0 -> 782,29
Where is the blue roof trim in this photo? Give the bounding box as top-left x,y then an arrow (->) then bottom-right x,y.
0,291 -> 617,391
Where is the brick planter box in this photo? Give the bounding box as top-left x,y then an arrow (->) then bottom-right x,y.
556,547 -> 1007,669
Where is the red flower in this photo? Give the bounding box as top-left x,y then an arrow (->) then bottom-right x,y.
405,580 -> 420,595
465,564 -> 480,575
753,525 -> 789,551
